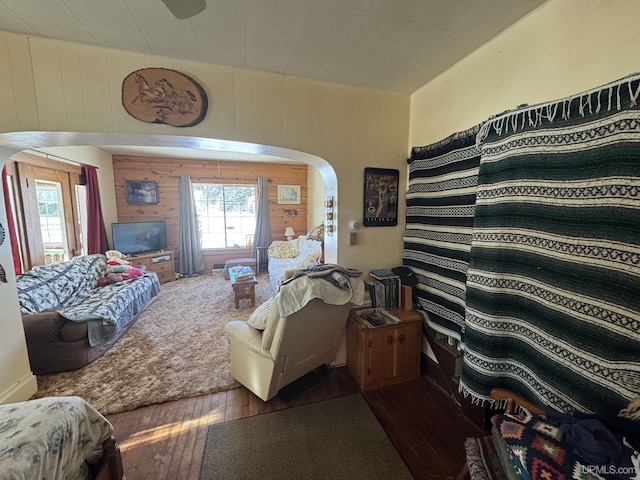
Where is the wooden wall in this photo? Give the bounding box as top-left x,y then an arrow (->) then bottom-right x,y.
112,156 -> 309,271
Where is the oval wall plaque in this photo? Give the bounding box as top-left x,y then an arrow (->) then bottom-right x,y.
121,68 -> 208,127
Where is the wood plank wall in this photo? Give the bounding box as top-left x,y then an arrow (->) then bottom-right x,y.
112,156 -> 308,272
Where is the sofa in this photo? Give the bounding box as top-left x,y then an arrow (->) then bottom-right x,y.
17,254 -> 161,374
267,235 -> 323,292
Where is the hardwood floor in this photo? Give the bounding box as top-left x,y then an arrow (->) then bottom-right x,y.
107,368 -> 484,480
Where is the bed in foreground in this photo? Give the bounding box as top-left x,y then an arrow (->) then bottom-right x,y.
0,396 -> 122,479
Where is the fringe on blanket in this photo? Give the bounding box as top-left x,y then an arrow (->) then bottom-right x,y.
478,71 -> 640,141
619,396 -> 640,420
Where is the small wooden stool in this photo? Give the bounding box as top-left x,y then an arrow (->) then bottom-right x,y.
224,257 -> 257,280
229,268 -> 258,308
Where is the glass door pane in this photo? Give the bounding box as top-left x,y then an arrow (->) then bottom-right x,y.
35,180 -> 69,264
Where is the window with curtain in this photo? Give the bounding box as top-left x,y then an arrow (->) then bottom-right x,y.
192,183 -> 256,248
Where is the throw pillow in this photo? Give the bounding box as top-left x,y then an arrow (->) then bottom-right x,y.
268,238 -> 300,259
306,224 -> 324,243
247,296 -> 275,330
298,251 -> 322,268
261,299 -> 282,350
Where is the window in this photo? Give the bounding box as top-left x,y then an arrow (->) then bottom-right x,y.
192,183 -> 256,248
36,180 -> 68,263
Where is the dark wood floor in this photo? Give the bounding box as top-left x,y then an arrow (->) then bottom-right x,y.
107,368 -> 484,480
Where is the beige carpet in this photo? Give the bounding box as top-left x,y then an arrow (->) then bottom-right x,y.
32,271 -> 274,415
199,394 -> 413,479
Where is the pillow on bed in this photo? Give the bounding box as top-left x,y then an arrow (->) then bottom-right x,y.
268,239 -> 300,259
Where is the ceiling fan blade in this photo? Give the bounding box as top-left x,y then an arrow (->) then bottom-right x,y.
161,0 -> 206,19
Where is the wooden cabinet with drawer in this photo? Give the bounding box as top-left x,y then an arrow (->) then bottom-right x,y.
129,251 -> 176,284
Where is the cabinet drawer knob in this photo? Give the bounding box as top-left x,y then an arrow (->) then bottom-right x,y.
387,335 -> 393,345
399,333 -> 405,344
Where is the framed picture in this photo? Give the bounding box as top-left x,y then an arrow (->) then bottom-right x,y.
277,185 -> 301,204
125,180 -> 159,205
363,168 -> 399,226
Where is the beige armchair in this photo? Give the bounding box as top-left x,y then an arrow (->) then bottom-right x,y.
225,297 -> 352,401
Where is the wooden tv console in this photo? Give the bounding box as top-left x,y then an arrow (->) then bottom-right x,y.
129,251 -> 176,284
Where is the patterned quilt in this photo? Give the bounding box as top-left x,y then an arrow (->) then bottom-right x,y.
0,396 -> 113,479
17,254 -> 161,346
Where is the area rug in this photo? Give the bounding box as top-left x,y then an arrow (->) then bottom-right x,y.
198,394 -> 413,480
32,271 -> 274,415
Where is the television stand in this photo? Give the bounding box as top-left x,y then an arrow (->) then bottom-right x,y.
130,251 -> 176,284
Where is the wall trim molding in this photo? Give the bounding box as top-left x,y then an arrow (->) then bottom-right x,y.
0,373 -> 37,405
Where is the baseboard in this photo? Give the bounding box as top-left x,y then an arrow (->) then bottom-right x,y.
332,333 -> 348,366
0,372 -> 38,404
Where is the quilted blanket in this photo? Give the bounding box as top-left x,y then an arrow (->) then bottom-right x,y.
17,254 -> 161,346
17,255 -> 106,313
0,396 -> 113,479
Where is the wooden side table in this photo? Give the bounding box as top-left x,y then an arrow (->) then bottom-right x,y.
229,268 -> 258,308
346,308 -> 423,390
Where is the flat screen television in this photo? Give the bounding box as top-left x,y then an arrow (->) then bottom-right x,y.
111,221 -> 168,255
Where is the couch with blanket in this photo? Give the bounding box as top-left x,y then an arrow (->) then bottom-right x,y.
267,235 -> 323,292
17,254 -> 161,374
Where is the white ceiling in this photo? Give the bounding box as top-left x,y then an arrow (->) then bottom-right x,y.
0,0 -> 546,95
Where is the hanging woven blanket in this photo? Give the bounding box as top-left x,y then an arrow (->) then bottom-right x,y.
404,126 -> 481,341
460,73 -> 640,414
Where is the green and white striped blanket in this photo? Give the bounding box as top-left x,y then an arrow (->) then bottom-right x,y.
460,73 -> 640,414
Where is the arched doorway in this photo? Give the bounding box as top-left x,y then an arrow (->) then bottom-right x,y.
0,131 -> 339,264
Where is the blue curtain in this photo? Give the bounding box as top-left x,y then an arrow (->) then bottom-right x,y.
178,174 -> 205,275
252,178 -> 271,262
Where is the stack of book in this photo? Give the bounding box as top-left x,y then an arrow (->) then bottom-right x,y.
231,266 -> 254,282
365,269 -> 401,309
353,307 -> 401,329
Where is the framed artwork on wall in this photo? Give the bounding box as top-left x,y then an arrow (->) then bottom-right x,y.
363,167 -> 399,226
277,185 -> 301,204
121,68 -> 208,127
125,180 -> 159,205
